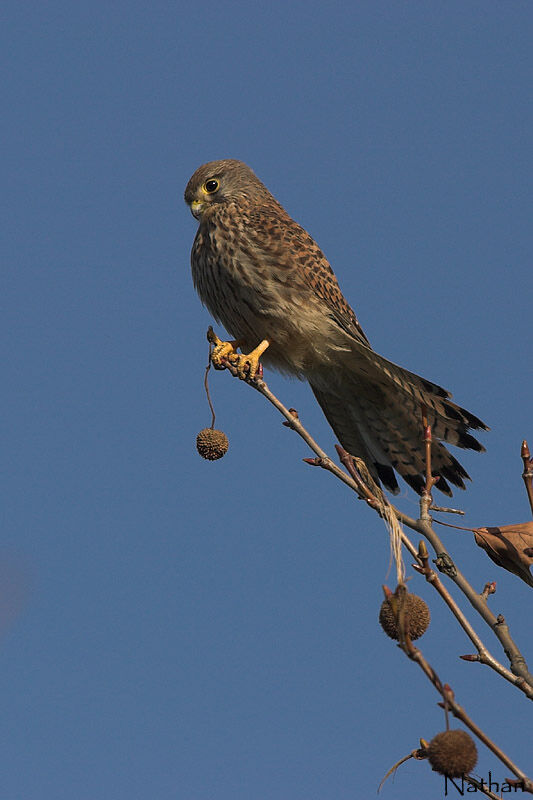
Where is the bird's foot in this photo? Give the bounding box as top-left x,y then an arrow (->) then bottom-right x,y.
207,327 -> 244,370
209,333 -> 243,371
207,327 -> 269,380
231,339 -> 270,380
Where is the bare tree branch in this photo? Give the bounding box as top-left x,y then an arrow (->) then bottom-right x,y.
203,334 -> 533,791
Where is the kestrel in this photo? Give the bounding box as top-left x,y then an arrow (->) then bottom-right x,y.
185,159 -> 488,495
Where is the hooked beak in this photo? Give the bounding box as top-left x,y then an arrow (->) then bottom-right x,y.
190,199 -> 204,219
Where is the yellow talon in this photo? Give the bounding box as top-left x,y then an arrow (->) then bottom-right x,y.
211,340 -> 240,370
207,327 -> 244,370
206,327 -> 269,379
233,339 -> 270,380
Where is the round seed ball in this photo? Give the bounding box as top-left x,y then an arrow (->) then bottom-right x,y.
379,591 -> 430,641
428,730 -> 478,777
196,428 -> 229,461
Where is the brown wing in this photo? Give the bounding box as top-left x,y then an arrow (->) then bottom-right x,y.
246,206 -> 371,348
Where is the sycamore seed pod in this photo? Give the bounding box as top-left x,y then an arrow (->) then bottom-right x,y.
379,590 -> 430,641
196,428 -> 229,461
427,730 -> 478,777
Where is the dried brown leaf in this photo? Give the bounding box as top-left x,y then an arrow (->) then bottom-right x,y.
473,522 -> 533,587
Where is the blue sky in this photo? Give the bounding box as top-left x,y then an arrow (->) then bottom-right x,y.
2,2 -> 533,798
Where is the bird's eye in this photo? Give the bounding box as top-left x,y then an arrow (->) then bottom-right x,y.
203,179 -> 219,194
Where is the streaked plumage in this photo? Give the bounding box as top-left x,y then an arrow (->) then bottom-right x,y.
185,159 -> 488,495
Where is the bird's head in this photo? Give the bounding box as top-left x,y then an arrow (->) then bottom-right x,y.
184,159 -> 272,219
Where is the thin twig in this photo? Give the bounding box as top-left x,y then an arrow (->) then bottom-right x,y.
416,516 -> 533,688
420,404 -> 439,520
417,411 -> 533,694
390,595 -> 533,791
521,440 -> 533,518
204,348 -> 216,429
433,519 -> 477,533
413,543 -> 532,695
460,775 -> 507,799
400,636 -> 533,792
